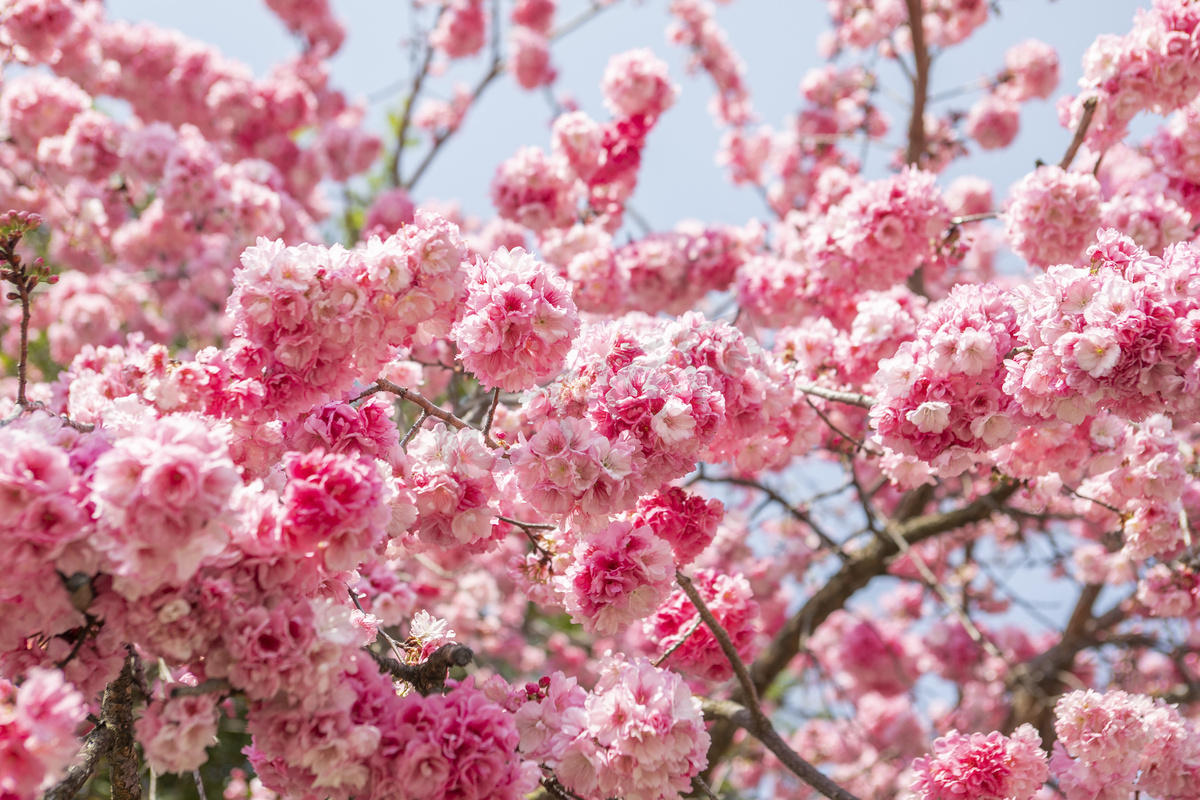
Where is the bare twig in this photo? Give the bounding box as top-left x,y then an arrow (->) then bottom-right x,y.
483,386 -> 501,439
401,411 -> 430,448
1058,96 -> 1098,170
653,614 -> 705,668
678,570 -> 862,800
389,7 -> 444,187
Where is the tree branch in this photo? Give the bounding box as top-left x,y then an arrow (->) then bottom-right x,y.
1058,96 -> 1098,171
104,653 -> 142,800
796,384 -> 876,409
359,379 -> 500,448
701,699 -> 862,800
678,572 -> 862,800
704,477 -> 1020,776
43,724 -> 111,800
368,642 -> 474,695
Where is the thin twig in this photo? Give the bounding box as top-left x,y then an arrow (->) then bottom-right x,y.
1059,96 -> 1098,170
193,771 -> 208,800
483,387 -> 501,438
389,7 -> 444,187
362,378 -> 500,448
653,614 -> 705,668
401,411 -> 430,448
676,570 -> 762,715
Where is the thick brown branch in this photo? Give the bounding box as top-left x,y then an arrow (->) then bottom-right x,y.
368,642 -> 474,695
1004,583 -> 1121,743
704,478 -> 1020,775
43,724 -> 111,800
104,654 -> 141,800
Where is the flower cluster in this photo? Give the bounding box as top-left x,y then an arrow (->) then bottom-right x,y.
1005,229 -> 1200,423
632,486 -> 723,566
279,448 -> 394,573
871,283 -> 1023,474
404,424 -> 502,552
531,655 -> 709,800
910,725 -> 1048,800
508,416 -> 643,523
0,668 -> 88,800
89,413 -> 240,599
227,211 -> 468,421
805,167 -> 950,293
1059,0 -> 1200,150
559,520 -> 675,635
1050,688 -> 1200,800
135,690 -> 221,774
452,246 -> 580,392
601,48 -> 678,122
1004,165 -> 1102,268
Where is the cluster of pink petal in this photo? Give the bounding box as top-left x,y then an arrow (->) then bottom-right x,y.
0,420 -> 93,653
226,210 -> 467,421
567,223 -> 751,316
1050,688 -> 1200,800
89,413 -> 240,599
375,678 -> 539,800
0,668 -> 88,800
633,486 -> 723,566
667,0 -> 754,126
508,26 -> 556,90
922,0 -> 990,48
871,283 -> 1023,474
1138,563 -> 1200,617
283,397 -> 403,469
809,610 -> 919,699
279,449 -> 394,573
1005,229 -> 1200,423
589,362 -> 725,488
404,423 -> 502,552
1059,0 -> 1200,150
601,48 -> 678,121
1003,39 -> 1059,101
559,655 -> 710,800
1004,166 -> 1102,268
965,93 -> 1020,151
452,246 -> 580,391
135,691 -> 221,774
1074,414 -> 1189,560
264,0 -> 346,54
664,313 -> 818,472
805,167 -> 950,292
430,0 -> 487,59
508,416 -> 644,523
909,724 -> 1048,800
559,520 -> 675,635
491,147 -> 580,233
360,188 -> 415,239
644,568 -> 758,681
